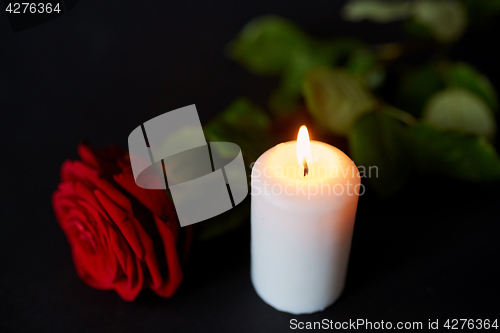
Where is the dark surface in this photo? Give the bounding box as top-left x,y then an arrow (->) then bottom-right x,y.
1,1 -> 500,332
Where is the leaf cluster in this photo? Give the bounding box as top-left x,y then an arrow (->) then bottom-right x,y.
199,0 -> 500,237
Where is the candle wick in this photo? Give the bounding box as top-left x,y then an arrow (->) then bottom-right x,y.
303,158 -> 309,177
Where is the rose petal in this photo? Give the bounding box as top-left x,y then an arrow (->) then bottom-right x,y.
113,254 -> 143,301
114,171 -> 170,221
126,214 -> 164,290
150,215 -> 183,297
94,189 -> 145,260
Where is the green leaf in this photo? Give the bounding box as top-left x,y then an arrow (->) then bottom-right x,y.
269,38 -> 366,115
349,109 -> 413,195
269,41 -> 339,115
395,63 -> 444,117
268,87 -> 301,116
302,67 -> 376,136
346,47 -> 386,89
346,48 -> 376,76
412,0 -> 467,43
446,62 -> 498,111
383,105 -> 417,125
219,98 -> 271,131
423,88 -> 496,140
342,0 -> 467,43
204,98 -> 274,164
281,42 -> 338,93
411,122 -> 500,181
342,0 -> 412,23
226,16 -> 309,75
403,17 -> 433,39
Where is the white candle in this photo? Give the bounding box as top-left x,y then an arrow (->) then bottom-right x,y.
250,126 -> 360,314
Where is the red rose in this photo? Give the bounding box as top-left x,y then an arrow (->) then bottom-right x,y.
52,143 -> 191,301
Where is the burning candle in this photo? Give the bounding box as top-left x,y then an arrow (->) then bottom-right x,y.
250,126 -> 360,314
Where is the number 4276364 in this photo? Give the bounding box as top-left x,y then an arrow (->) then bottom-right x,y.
6,3 -> 61,14
444,319 -> 498,330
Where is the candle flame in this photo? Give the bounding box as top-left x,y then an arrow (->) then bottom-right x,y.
297,125 -> 312,177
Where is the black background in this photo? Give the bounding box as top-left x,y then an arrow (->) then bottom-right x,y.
1,1 -> 499,332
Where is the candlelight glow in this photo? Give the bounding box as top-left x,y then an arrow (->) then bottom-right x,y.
297,126 -> 312,175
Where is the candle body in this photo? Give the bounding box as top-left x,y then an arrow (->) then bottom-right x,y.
251,141 -> 360,314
